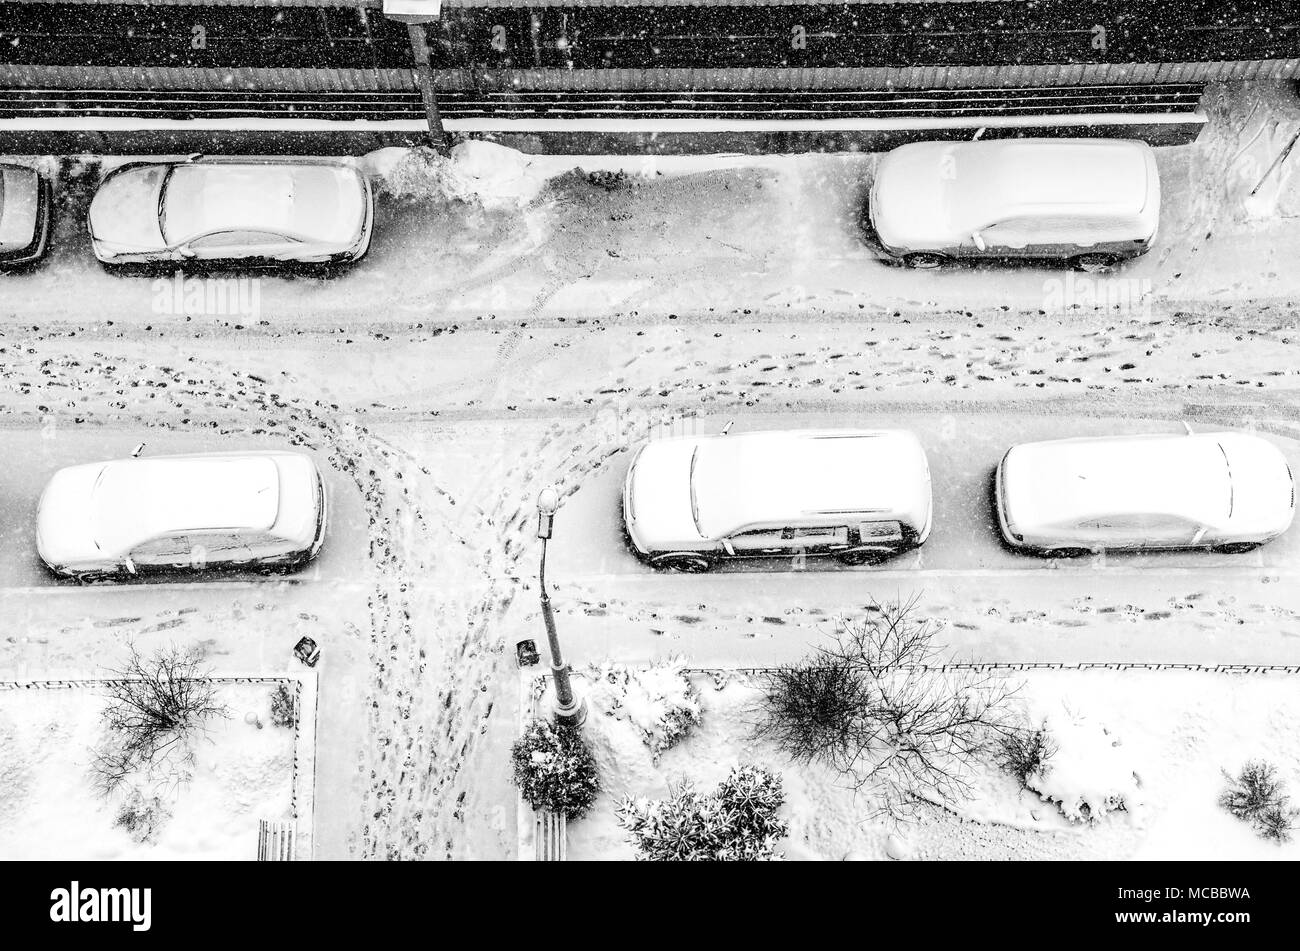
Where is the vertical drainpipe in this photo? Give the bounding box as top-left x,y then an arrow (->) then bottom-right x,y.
407,22 -> 450,153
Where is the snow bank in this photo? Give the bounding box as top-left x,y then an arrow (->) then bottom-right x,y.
1028,706 -> 1144,823
586,658 -> 702,762
370,141 -> 554,210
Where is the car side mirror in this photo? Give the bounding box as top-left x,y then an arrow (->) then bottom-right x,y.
971,231 -> 987,252
123,556 -> 137,575
721,539 -> 736,556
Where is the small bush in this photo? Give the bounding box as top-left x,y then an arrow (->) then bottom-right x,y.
511,719 -> 599,818
1220,761 -> 1297,843
997,725 -> 1057,788
115,789 -> 171,844
617,765 -> 789,861
587,169 -> 631,191
269,683 -> 297,729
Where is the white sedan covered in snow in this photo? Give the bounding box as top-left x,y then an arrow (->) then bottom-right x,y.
995,430 -> 1295,556
87,157 -> 373,267
869,137 -> 1160,272
623,428 -> 933,571
37,450 -> 327,580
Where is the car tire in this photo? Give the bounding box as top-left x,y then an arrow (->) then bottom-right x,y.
650,553 -> 714,573
1069,253 -> 1120,273
902,252 -> 948,270
1211,541 -> 1261,554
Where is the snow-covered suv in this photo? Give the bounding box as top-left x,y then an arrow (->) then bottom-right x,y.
623,428 -> 933,571
870,137 -> 1160,272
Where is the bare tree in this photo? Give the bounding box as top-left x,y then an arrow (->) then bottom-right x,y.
755,595 -> 1021,821
92,643 -> 229,797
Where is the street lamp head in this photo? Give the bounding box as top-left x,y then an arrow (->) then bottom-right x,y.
537,486 -> 560,539
537,486 -> 560,515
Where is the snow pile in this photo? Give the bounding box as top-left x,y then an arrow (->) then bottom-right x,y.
371,141 -> 552,209
1199,82 -> 1300,222
1028,707 -> 1143,823
586,658 -> 702,762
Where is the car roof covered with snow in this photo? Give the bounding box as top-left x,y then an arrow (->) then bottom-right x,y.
945,138 -> 1155,232
1002,433 -> 1233,530
91,453 -> 280,554
161,161 -> 367,245
691,429 -> 929,538
0,164 -> 40,250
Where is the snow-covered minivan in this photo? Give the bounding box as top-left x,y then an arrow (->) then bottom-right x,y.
623,428 -> 933,571
869,138 -> 1160,272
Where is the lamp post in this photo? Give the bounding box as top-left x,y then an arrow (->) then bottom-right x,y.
537,487 -> 586,726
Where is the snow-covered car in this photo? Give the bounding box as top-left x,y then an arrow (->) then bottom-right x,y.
869,138 -> 1160,272
995,430 -> 1294,556
623,428 -> 932,571
36,450 -> 327,580
0,162 -> 52,268
87,157 -> 373,267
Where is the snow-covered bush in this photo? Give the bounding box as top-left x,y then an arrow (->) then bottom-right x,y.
617,765 -> 789,861
1219,761 -> 1297,843
269,683 -> 296,729
1027,711 -> 1140,823
588,659 -> 702,761
997,724 -> 1057,789
115,789 -> 171,844
511,719 -> 599,818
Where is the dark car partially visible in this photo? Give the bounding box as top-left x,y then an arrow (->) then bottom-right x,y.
0,163 -> 52,268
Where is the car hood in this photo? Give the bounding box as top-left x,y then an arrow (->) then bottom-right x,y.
870,143 -> 957,249
0,166 -> 40,251
88,165 -> 168,252
37,463 -> 109,568
625,439 -> 708,552
1221,434 -> 1296,536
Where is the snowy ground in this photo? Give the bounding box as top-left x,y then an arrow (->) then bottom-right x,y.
0,681 -> 295,860
562,668 -> 1300,861
2,81 -> 1300,860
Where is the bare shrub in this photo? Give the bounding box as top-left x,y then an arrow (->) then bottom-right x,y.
997,724 -> 1057,788
1220,760 -> 1298,843
755,595 -> 1019,820
92,644 -> 229,797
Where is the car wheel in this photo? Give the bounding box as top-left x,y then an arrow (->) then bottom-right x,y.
1211,541 -> 1261,554
650,553 -> 714,573
1070,253 -> 1120,273
902,252 -> 948,270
